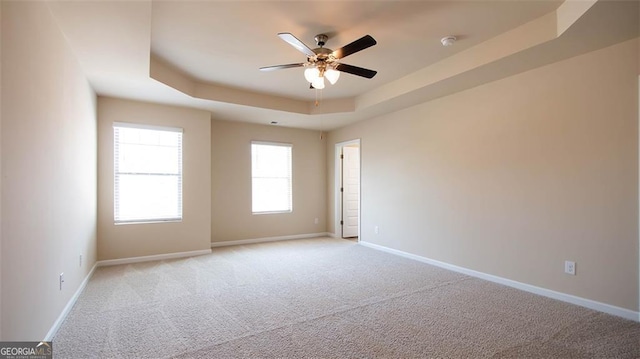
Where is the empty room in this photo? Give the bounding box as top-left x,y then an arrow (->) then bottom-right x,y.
1,0 -> 640,357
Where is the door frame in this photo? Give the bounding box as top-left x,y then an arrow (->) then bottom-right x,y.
335,139 -> 361,241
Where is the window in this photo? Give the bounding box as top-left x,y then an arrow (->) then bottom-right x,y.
114,123 -> 183,223
251,142 -> 292,214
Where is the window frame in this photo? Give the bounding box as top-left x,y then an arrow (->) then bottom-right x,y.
113,122 -> 183,224
251,141 -> 293,215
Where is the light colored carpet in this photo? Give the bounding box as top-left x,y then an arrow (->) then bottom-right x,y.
54,237 -> 640,358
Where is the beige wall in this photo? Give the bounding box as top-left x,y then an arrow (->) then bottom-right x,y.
328,39 -> 639,311
211,120 -> 326,243
97,98 -> 211,260
1,1 -> 97,340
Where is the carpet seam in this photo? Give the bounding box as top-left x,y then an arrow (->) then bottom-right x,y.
172,277 -> 475,357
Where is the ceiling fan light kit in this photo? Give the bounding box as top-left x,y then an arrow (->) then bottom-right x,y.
260,32 -> 378,92
304,66 -> 339,89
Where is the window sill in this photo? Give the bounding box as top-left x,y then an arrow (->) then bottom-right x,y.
115,219 -> 182,225
252,211 -> 292,215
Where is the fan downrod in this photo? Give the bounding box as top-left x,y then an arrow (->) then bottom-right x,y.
314,34 -> 328,47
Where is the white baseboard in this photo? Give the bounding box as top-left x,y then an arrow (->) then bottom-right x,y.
97,249 -> 212,267
359,241 -> 640,322
44,262 -> 98,341
327,232 -> 338,238
211,232 -> 330,248
44,248 -> 214,339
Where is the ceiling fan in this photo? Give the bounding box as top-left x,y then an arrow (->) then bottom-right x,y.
260,33 -> 377,89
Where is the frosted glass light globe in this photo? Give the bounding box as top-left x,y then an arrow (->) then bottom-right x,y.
304,67 -> 320,83
325,68 -> 340,85
311,76 -> 325,89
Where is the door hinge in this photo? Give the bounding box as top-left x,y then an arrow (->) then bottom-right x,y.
340,154 -> 344,159
340,187 -> 344,192
340,220 -> 344,225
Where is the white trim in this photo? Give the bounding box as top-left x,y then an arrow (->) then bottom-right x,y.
44,263 -> 98,341
334,139 -> 361,240
251,142 -> 293,214
327,232 -> 338,239
211,233 -> 329,248
113,121 -> 183,133
97,249 -> 212,267
45,248 -> 214,340
251,140 -> 292,148
359,241 -> 640,322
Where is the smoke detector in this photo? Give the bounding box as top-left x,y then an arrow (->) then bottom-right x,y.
440,36 -> 457,47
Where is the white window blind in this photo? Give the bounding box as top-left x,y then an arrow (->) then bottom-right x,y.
251,142 -> 292,214
114,123 -> 183,223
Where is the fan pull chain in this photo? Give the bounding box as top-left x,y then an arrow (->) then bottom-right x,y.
315,88 -> 323,107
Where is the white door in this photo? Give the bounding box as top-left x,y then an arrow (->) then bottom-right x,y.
342,146 -> 360,238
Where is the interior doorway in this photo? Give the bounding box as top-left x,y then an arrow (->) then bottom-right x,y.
335,140 -> 361,240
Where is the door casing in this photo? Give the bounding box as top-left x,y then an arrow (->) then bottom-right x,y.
334,139 -> 361,241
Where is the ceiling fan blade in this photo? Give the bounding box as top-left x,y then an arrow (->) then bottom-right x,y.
335,63 -> 377,79
277,33 -> 316,57
259,63 -> 305,72
331,35 -> 377,59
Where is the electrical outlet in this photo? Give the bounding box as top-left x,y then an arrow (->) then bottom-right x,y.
314,218 -> 319,225
374,226 -> 379,234
59,273 -> 65,290
564,261 -> 576,275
